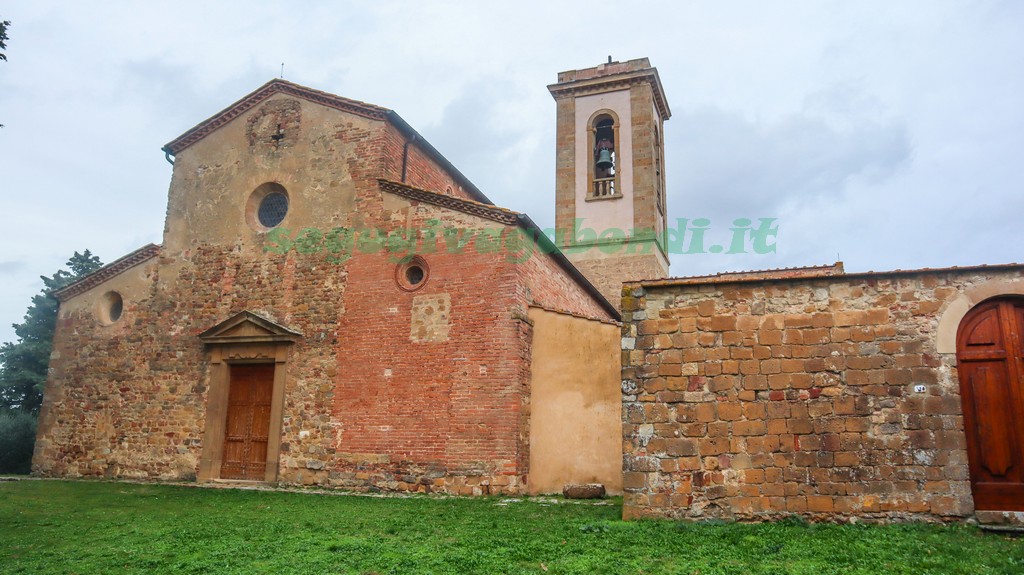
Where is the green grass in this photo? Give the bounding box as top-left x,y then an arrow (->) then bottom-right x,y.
1,480 -> 1022,574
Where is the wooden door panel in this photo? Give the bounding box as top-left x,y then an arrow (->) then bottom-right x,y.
248,442 -> 268,476
1016,307 -> 1024,355
222,364 -> 276,481
252,406 -> 272,441
966,315 -> 1000,347
225,404 -> 249,437
957,299 -> 1024,511
966,364 -> 1017,478
253,377 -> 274,402
221,440 -> 246,479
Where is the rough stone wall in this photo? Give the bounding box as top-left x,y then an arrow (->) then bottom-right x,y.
33,258 -> 201,480
621,269 -> 1024,521
569,250 -> 668,307
34,246 -> 352,482
35,91 -> 607,495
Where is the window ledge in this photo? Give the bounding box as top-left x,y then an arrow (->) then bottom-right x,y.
585,193 -> 623,202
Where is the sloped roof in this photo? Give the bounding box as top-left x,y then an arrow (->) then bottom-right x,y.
378,180 -> 619,320
162,79 -> 390,155
628,262 -> 846,286
161,79 -> 494,205
52,244 -> 161,302
379,179 -> 520,225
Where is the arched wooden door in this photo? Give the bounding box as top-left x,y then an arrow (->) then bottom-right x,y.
956,298 -> 1024,511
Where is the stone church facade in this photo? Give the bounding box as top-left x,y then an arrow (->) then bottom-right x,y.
33,58 -> 1024,524
32,75 -> 626,496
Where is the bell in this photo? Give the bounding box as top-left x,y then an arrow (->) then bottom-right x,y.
596,148 -> 614,170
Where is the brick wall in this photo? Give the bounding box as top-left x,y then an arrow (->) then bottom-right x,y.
328,204 -> 529,495
381,123 -> 476,201
34,92 -> 612,496
517,246 -> 616,322
621,268 -> 1024,521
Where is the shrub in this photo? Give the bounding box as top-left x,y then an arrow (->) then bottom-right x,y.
0,409 -> 37,474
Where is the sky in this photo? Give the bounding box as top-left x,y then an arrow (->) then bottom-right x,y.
1,0 -> 1023,345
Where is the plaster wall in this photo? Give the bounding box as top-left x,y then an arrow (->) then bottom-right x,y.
527,307 -> 622,494
163,94 -> 377,258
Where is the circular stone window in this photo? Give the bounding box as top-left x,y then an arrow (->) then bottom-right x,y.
246,182 -> 290,230
98,291 -> 124,325
396,257 -> 429,292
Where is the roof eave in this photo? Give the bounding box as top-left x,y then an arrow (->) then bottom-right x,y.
52,244 -> 162,302
162,79 -> 391,156
385,111 -> 495,206
516,213 -> 621,321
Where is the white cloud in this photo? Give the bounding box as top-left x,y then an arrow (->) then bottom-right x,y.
1,0 -> 1023,343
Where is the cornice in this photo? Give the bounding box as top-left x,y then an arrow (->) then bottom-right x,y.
163,79 -> 391,156
53,244 -> 161,302
548,69 -> 671,121
378,180 -> 519,226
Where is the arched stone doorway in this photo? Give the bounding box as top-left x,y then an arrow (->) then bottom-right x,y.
956,297 -> 1024,510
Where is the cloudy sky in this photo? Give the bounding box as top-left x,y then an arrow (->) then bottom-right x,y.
1,1 -> 1022,344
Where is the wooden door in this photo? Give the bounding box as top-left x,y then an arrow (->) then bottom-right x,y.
221,364 -> 274,480
956,298 -> 1024,510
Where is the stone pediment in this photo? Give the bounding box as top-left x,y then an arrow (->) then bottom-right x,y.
199,311 -> 302,345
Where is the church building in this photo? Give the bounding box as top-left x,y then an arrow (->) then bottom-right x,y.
33,58 -> 1024,525
32,59 -> 670,497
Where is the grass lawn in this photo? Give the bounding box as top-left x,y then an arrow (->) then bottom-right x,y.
1,480 -> 1022,574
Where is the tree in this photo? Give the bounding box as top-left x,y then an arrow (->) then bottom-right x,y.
1,18 -> 9,128
0,251 -> 103,413
0,19 -> 9,61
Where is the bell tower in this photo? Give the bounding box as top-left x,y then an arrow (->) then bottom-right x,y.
548,57 -> 670,305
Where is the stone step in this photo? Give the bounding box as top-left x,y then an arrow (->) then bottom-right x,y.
976,510 -> 1024,533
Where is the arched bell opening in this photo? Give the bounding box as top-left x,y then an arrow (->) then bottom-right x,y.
588,111 -> 620,200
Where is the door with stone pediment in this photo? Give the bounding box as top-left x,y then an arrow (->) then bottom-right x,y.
220,364 -> 275,480
956,297 -> 1024,510
197,310 -> 299,483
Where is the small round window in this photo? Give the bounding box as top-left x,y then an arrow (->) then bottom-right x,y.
258,192 -> 289,228
406,265 -> 425,285
246,182 -> 290,230
99,291 -> 123,325
396,257 -> 429,291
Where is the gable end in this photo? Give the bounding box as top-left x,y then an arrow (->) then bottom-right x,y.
163,79 -> 391,156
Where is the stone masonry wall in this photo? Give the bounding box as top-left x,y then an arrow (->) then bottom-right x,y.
35,90 -> 614,496
570,250 -> 668,308
621,269 -> 1024,521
